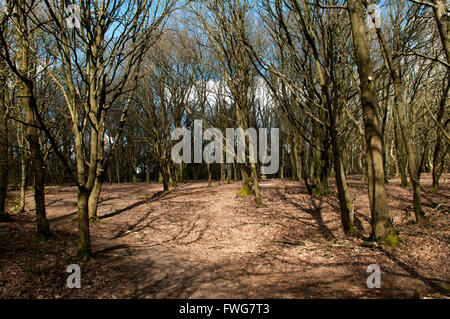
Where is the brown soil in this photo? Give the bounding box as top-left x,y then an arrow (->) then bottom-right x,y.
0,174 -> 449,298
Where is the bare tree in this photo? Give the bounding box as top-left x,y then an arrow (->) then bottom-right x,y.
347,0 -> 397,244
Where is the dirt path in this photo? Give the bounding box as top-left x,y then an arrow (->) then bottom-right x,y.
1,175 -> 449,298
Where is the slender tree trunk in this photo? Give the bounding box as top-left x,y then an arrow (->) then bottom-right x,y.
394,112 -> 409,186
178,162 -> 184,183
23,83 -> 50,238
250,161 -> 262,207
220,163 -> 225,182
279,145 -> 284,180
375,26 -> 427,225
14,1 -> 50,237
293,132 -> 302,181
167,164 -> 174,186
19,151 -> 27,212
0,67 -> 7,214
162,166 -> 169,191
289,139 -> 296,180
431,80 -> 449,194
432,0 -> 450,65
132,157 -> 137,184
207,162 -> 212,187
146,164 -> 151,183
347,0 -> 397,244
330,116 -> 354,235
393,80 -> 427,225
115,154 -> 120,183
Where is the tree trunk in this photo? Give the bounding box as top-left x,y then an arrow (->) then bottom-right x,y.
394,112 -> 409,186
161,163 -> 169,191
116,158 -> 120,183
279,145 -> 284,180
19,151 -> 27,212
23,84 -> 50,238
15,2 -> 50,237
0,67 -> 7,214
220,163 -> 225,182
432,0 -> 450,65
178,162 -> 184,183
375,26 -> 427,225
88,177 -> 102,220
393,80 -> 427,225
132,158 -> 137,183
289,139 -> 296,180
238,165 -> 252,196
330,116 -> 354,235
293,132 -> 302,181
207,162 -> 212,187
250,162 -> 262,207
146,164 -> 151,183
431,80 -> 449,194
77,188 -> 91,260
347,0 -> 397,244
312,147 -> 330,196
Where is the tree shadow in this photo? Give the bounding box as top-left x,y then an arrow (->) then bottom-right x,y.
379,247 -> 450,295
99,191 -> 165,220
261,184 -> 336,241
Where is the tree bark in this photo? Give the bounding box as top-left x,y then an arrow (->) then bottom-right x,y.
19,148 -> 27,212
432,0 -> 450,65
9,0 -> 51,237
347,0 -> 397,244
88,177 -> 102,220
293,132 -> 302,181
375,26 -> 427,225
393,112 -> 409,186
77,188 -> 91,260
0,64 -> 7,214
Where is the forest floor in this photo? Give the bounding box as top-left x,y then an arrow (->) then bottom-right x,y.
0,174 -> 449,299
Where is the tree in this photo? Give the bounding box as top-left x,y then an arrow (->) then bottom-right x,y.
0,0 -> 50,237
191,0 -> 263,206
347,0 -> 397,244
